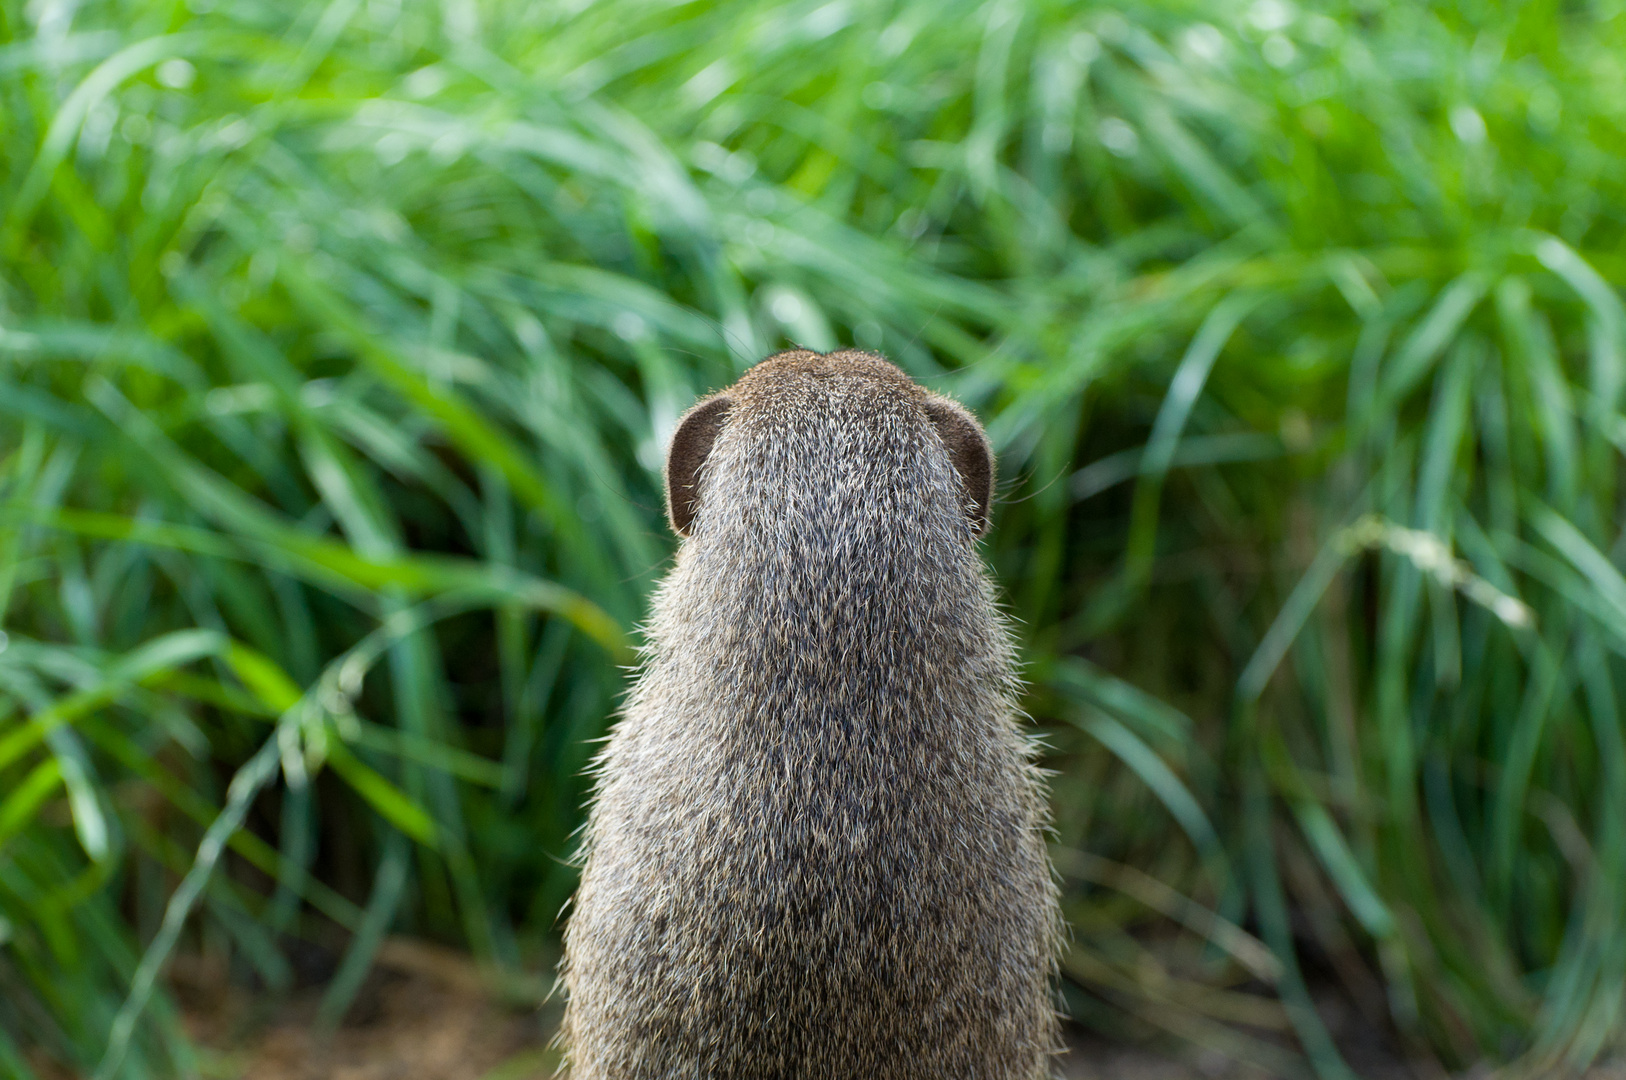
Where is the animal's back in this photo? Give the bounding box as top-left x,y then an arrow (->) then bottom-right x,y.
561,351 -> 1059,1079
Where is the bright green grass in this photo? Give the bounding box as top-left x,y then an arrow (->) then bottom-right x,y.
2,0 -> 1626,1076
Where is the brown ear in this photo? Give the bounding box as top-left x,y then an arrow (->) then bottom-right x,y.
924,396 -> 994,534
665,395 -> 733,536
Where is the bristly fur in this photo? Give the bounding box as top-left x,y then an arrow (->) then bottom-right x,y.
559,350 -> 1062,1078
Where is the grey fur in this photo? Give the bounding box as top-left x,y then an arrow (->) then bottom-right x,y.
560,349 -> 1061,1078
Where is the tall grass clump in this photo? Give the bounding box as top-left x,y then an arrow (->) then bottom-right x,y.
2,0 -> 1625,1076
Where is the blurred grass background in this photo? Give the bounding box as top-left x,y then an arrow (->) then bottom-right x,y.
3,0 -> 1626,1076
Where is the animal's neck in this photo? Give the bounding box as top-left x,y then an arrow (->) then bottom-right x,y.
652,500 -> 1008,739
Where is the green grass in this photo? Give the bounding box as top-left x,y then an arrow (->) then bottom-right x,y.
2,0 -> 1626,1075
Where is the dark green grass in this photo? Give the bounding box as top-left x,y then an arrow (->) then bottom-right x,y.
3,0 -> 1626,1076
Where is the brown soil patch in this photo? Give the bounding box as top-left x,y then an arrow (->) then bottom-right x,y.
149,940 -> 1625,1080
174,938 -> 557,1080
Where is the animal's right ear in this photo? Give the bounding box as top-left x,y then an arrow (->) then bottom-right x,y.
924,396 -> 995,534
665,395 -> 733,536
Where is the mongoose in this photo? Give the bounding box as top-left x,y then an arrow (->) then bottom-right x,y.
560,349 -> 1061,1079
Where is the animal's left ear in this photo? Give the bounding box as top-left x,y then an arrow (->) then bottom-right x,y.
924,396 -> 994,534
666,394 -> 733,537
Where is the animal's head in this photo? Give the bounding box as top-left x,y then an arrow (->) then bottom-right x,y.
663,349 -> 994,539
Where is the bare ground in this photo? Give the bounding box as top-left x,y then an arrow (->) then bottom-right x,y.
158,938 -> 1621,1080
